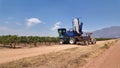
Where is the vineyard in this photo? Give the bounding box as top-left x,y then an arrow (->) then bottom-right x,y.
0,35 -> 115,49
0,35 -> 59,48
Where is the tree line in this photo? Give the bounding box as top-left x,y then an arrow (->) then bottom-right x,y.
0,35 -> 59,48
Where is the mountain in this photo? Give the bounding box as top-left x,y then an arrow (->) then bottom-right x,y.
93,26 -> 120,38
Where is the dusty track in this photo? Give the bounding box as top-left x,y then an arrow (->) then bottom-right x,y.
0,45 -> 79,64
83,40 -> 120,68
0,40 -> 115,65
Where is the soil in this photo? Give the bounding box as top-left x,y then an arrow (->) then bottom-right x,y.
83,39 -> 120,68
0,45 -> 79,64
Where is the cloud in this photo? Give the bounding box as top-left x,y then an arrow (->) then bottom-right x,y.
16,22 -> 22,26
4,21 -> 22,26
26,18 -> 41,27
0,27 -> 10,31
51,22 -> 61,31
4,21 -> 9,24
0,27 -> 44,36
0,27 -> 12,35
7,17 -> 14,20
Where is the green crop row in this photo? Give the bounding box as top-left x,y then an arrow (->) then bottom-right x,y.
0,35 -> 60,48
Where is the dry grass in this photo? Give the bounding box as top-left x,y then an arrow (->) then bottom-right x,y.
0,47 -> 91,68
0,40 -> 118,68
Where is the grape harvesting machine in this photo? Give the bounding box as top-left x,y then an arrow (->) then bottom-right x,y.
58,18 -> 96,45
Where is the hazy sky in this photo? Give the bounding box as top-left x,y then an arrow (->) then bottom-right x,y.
0,0 -> 120,36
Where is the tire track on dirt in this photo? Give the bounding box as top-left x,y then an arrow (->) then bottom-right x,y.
0,45 -> 78,64
83,40 -> 120,68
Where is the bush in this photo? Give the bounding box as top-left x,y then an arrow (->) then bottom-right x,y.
101,44 -> 109,49
0,35 -> 60,48
96,38 -> 114,41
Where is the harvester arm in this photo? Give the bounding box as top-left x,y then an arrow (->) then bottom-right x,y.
73,18 -> 83,35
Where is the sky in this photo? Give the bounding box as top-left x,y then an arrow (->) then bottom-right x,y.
0,0 -> 120,36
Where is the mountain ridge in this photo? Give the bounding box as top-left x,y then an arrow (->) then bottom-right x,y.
93,26 -> 120,38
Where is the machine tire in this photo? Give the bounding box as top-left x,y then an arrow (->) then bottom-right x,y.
69,38 -> 76,44
83,40 -> 89,45
91,38 -> 96,44
59,39 -> 64,44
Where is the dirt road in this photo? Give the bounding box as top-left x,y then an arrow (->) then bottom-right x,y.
83,40 -> 120,68
0,45 -> 79,64
0,40 -> 115,65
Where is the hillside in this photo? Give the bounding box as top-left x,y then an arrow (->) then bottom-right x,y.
93,26 -> 120,38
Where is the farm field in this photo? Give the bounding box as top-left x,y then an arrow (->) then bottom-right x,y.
0,39 -> 119,68
1,0 -> 120,68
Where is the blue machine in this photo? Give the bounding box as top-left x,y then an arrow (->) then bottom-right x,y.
58,18 -> 83,44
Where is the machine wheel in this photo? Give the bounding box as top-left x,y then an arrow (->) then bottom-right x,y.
69,38 -> 76,44
59,39 -> 64,44
91,38 -> 96,44
84,41 -> 89,45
